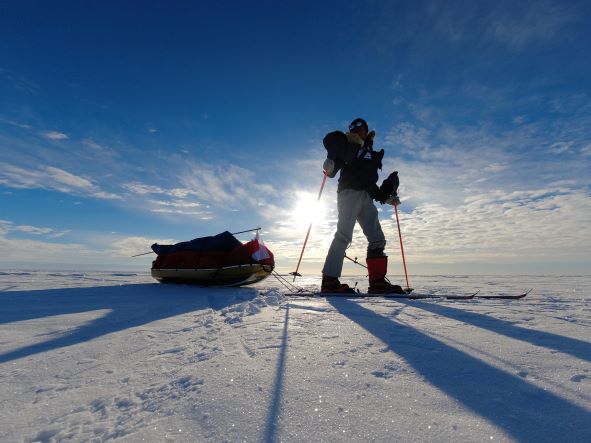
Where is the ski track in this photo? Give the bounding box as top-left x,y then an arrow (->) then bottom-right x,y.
0,272 -> 590,442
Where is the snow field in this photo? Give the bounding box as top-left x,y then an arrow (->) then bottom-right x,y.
0,272 -> 590,442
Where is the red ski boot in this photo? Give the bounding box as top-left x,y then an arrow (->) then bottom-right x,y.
366,256 -> 406,294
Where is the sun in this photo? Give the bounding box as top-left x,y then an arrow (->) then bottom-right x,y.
291,192 -> 327,229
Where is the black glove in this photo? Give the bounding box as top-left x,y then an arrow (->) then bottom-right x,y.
372,171 -> 399,204
380,172 -> 399,197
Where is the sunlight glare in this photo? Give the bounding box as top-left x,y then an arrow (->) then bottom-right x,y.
291,192 -> 326,229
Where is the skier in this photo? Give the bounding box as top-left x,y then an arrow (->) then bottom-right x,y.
321,118 -> 405,294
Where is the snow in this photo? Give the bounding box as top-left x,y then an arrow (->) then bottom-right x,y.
1,271 -> 590,442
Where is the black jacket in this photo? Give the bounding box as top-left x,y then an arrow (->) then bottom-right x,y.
323,130 -> 383,193
337,145 -> 383,193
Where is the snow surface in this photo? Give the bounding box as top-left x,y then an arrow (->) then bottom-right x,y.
1,271 -> 590,442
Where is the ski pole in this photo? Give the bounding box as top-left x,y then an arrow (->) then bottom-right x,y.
291,172 -> 328,281
393,203 -> 411,292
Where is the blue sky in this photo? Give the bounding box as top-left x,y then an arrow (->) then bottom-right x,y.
1,0 -> 590,274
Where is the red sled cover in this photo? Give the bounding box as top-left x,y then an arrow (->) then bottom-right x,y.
152,232 -> 274,270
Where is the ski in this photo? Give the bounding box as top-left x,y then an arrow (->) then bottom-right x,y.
284,289 -> 532,300
475,289 -> 532,300
284,291 -> 479,300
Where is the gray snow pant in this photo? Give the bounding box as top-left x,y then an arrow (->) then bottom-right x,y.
322,188 -> 386,278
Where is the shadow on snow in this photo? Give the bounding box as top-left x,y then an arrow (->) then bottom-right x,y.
263,304 -> 290,443
410,299 -> 591,364
329,298 -> 591,442
0,283 -> 258,364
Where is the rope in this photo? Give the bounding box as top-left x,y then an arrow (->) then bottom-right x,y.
272,271 -> 306,293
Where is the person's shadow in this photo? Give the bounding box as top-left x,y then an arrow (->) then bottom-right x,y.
0,283 -> 258,364
407,299 -> 591,363
329,298 -> 591,443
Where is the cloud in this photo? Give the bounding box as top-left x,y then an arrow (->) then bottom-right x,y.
0,118 -> 32,129
151,199 -> 202,209
44,166 -> 93,189
0,220 -> 11,236
267,106 -> 591,272
422,1 -> 577,50
122,183 -> 167,195
0,220 -> 175,267
549,141 -> 574,155
147,199 -> 212,216
512,115 -> 527,124
13,225 -> 54,235
82,139 -> 120,159
343,108 -> 591,267
0,220 -> 70,238
121,182 -> 210,216
380,105 -> 591,200
107,235 -> 175,258
334,187 -> 591,269
0,235 -> 90,263
3,118 -> 279,221
0,131 -> 127,200
122,161 -> 277,219
91,191 -> 122,200
0,162 -> 122,200
0,67 -> 40,93
485,2 -> 576,50
42,131 -> 69,140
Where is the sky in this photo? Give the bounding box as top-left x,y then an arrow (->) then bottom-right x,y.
1,0 -> 590,275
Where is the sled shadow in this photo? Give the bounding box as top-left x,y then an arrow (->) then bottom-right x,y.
409,300 -> 591,364
0,284 -> 258,364
329,298 -> 591,442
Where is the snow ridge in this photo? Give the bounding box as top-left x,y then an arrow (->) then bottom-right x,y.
220,289 -> 284,324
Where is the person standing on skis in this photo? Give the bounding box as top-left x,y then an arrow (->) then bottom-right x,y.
321,118 -> 405,294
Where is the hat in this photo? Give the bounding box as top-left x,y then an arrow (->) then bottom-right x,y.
349,118 -> 368,132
